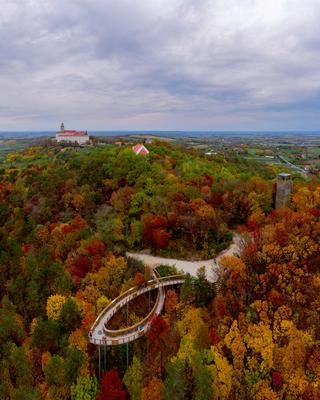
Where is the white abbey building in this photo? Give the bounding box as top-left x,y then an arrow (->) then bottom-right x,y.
56,123 -> 90,145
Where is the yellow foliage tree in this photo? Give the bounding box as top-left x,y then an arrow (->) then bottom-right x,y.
36,225 -> 50,245
141,377 -> 164,400
176,336 -> 196,362
245,322 -> 274,373
41,351 -> 51,371
272,318 -> 311,399
96,296 -> 110,314
209,347 -> 233,400
79,357 -> 90,377
177,307 -> 209,354
72,193 -> 85,211
224,320 -> 246,392
30,318 -> 37,335
278,328 -> 307,376
68,329 -> 88,353
253,380 -> 279,400
87,255 -> 127,298
284,370 -> 308,400
46,294 -> 66,321
251,300 -> 270,325
224,320 -> 246,363
292,186 -> 320,211
272,305 -> 293,341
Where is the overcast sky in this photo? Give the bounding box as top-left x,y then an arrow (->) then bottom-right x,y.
1,0 -> 320,131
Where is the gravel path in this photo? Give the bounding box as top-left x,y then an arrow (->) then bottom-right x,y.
126,233 -> 242,283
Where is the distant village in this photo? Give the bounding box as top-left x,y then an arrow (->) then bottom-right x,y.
53,123 -> 320,179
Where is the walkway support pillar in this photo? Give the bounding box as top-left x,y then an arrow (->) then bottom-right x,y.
126,303 -> 129,369
98,345 -> 101,379
126,343 -> 129,369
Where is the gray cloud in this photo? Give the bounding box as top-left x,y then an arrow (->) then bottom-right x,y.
0,0 -> 320,130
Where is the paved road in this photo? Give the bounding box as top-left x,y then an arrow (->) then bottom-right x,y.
126,233 -> 242,283
278,155 -> 308,179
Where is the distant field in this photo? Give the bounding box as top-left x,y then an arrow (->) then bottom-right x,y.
307,146 -> 320,158
0,140 -> 28,161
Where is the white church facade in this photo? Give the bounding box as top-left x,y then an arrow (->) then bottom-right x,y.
55,123 -> 90,145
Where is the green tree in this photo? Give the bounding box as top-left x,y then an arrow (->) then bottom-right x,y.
70,376 -> 99,400
64,347 -> 85,387
32,318 -> 60,352
0,296 -> 26,346
123,356 -> 143,400
128,220 -> 142,248
194,267 -> 214,307
180,274 -> 195,303
10,345 -> 34,388
164,357 -> 188,400
12,387 -> 40,400
59,298 -> 81,333
191,352 -> 212,400
44,355 -> 65,386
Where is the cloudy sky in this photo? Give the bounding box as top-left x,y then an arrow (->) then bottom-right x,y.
1,0 -> 320,131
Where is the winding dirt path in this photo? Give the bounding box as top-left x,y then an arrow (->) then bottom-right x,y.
126,233 -> 242,283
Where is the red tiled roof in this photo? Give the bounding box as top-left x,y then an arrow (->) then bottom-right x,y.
132,143 -> 149,155
139,148 -> 149,155
132,143 -> 142,152
57,130 -> 88,137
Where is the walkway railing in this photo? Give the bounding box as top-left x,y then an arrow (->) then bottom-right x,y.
89,272 -> 184,345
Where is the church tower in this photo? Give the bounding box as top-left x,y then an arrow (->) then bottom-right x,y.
60,122 -> 65,132
275,173 -> 292,208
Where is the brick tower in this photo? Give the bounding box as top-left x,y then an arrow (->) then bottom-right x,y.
275,173 -> 292,208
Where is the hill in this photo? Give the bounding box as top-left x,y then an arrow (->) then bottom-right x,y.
0,142 -> 319,399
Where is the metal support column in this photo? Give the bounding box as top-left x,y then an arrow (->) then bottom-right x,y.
126,343 -> 129,369
98,345 -> 101,379
104,345 -> 106,373
126,302 -> 129,369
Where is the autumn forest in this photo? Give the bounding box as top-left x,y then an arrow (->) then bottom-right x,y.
0,141 -> 319,400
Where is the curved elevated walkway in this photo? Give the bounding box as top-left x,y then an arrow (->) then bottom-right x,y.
89,273 -> 184,346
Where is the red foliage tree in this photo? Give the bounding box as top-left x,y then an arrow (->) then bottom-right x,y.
309,207 -> 320,217
142,214 -> 170,249
71,214 -> 88,231
272,371 -> 283,390
61,215 -> 88,235
22,244 -> 32,255
209,328 -> 221,345
142,215 -> 158,246
247,219 -> 260,243
210,192 -> 223,208
86,238 -> 105,257
202,174 -> 213,186
97,369 -> 127,400
268,288 -> 285,307
70,255 -> 91,280
200,185 -> 211,201
152,228 -> 171,250
133,272 -> 145,287
241,242 -> 258,265
214,294 -> 229,318
148,315 -> 168,343
62,224 -> 74,234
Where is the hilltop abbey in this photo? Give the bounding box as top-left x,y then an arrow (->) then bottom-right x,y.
55,123 -> 90,145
